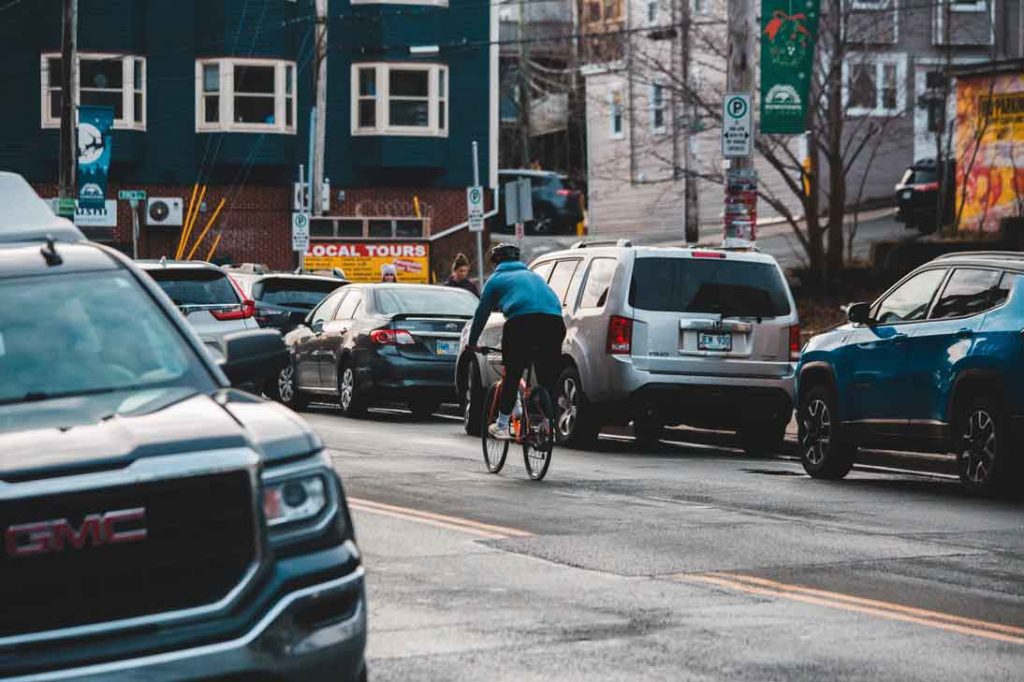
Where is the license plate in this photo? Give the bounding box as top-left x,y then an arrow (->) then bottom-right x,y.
436,339 -> 459,356
698,333 -> 732,351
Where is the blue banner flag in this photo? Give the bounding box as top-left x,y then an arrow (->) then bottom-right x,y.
77,105 -> 114,210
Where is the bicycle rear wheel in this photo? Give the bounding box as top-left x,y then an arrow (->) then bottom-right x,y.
522,386 -> 554,481
481,382 -> 509,473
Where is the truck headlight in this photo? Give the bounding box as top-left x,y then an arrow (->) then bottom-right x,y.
263,475 -> 327,527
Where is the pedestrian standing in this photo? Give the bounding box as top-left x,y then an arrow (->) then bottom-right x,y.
381,264 -> 398,283
443,253 -> 480,297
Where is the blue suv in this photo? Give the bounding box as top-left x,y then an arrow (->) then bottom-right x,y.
796,252 -> 1024,494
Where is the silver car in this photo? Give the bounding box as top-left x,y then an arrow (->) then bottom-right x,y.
456,241 -> 800,454
138,259 -> 259,360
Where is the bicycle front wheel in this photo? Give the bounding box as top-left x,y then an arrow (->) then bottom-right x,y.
522,386 -> 554,481
481,383 -> 509,474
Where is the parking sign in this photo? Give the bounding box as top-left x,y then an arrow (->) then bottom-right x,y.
467,186 -> 484,232
292,212 -> 310,252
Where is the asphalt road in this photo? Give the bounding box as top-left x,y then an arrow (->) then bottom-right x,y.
306,405 -> 1024,682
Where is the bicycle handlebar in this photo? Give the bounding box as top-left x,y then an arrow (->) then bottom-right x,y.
473,345 -> 502,354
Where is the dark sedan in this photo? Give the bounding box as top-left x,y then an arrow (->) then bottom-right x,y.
894,158 -> 954,234
276,284 -> 477,418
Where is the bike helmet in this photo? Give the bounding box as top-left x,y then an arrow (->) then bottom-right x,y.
490,242 -> 520,265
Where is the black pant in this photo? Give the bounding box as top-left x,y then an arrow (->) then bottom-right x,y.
499,313 -> 566,415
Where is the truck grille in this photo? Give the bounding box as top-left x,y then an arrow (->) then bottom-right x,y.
0,470 -> 258,638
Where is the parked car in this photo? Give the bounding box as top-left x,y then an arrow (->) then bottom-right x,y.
797,251 -> 1024,494
495,169 -> 584,235
277,283 -> 477,417
230,270 -> 349,335
0,172 -> 366,681
137,259 -> 258,360
457,241 -> 800,454
894,158 -> 954,234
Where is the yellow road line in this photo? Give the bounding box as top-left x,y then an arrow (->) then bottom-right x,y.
676,573 -> 1024,646
348,497 -> 533,539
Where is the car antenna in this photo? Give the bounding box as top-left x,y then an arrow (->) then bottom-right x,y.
40,234 -> 62,267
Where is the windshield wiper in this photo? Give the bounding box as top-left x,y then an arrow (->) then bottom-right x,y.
0,385 -> 142,407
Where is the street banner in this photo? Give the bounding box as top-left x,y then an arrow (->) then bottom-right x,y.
76,105 -> 114,210
305,242 -> 430,283
760,0 -> 819,134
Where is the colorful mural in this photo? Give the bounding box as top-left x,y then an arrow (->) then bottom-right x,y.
955,73 -> 1024,233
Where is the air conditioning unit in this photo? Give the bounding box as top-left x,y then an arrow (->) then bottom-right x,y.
146,197 -> 184,226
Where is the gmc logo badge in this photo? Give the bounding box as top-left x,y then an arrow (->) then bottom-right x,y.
5,508 -> 147,558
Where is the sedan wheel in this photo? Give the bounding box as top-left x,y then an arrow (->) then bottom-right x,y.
274,364 -> 307,409
338,364 -> 367,417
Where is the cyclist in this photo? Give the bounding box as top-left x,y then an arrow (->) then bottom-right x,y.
467,243 -> 566,440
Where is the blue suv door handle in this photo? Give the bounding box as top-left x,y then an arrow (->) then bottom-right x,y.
955,328 -> 973,339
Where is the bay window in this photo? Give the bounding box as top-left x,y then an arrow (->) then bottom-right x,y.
196,58 -> 296,133
40,53 -> 146,130
351,63 -> 448,137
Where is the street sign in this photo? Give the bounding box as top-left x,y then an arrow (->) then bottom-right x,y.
292,212 -> 310,252
56,197 -> 77,219
722,93 -> 753,158
118,189 -> 147,201
504,178 -> 533,226
466,186 -> 485,232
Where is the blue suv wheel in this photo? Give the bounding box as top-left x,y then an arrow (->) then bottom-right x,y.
798,386 -> 855,480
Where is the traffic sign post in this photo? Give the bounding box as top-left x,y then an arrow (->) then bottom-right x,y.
466,186 -> 484,233
722,93 -> 753,158
292,211 -> 310,271
118,189 -> 147,202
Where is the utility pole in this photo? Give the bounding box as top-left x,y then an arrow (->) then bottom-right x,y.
724,0 -> 757,246
312,0 -> 328,215
517,0 -> 531,166
682,0 -> 699,243
58,0 -> 78,210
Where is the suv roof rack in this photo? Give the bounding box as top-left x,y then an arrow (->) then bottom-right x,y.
934,250 -> 1024,261
570,238 -> 633,249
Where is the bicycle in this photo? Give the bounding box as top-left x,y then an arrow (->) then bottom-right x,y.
475,346 -> 556,481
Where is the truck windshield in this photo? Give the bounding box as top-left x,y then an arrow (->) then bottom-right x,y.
630,257 -> 792,318
0,271 -> 212,405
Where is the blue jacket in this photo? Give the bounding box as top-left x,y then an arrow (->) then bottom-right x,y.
467,261 -> 562,345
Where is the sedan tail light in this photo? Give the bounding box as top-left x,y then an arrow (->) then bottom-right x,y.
556,188 -> 572,196
370,328 -> 415,345
915,181 -> 940,192
789,324 -> 802,361
607,316 -> 633,355
211,299 -> 255,320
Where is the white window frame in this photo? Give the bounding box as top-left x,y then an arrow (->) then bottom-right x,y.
646,0 -> 659,23
649,82 -> 666,133
950,0 -> 987,12
40,53 -> 146,130
842,53 -> 907,117
351,0 -> 447,5
850,0 -> 889,9
195,58 -> 297,134
350,63 -> 449,137
608,87 -> 625,139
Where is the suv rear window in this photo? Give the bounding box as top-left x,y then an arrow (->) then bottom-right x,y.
147,269 -> 239,306
253,278 -> 343,309
630,257 -> 791,318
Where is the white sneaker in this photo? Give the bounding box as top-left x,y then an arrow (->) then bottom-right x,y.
488,422 -> 513,440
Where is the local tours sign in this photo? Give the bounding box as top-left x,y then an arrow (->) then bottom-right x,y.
305,242 -> 430,283
760,0 -> 819,135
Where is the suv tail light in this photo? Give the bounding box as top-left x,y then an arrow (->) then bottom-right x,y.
556,188 -> 572,196
789,324 -> 802,361
370,328 -> 415,345
692,250 -> 726,259
607,316 -> 633,355
211,299 -> 255,321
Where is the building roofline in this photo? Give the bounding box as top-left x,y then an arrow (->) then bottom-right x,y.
948,59 -> 1024,79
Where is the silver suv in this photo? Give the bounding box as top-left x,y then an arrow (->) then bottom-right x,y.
456,240 -> 800,453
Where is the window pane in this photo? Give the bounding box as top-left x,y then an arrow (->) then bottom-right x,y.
630,258 -> 792,317
286,96 -> 293,127
849,63 -> 876,109
368,220 -> 393,237
234,65 -> 275,94
81,57 -> 123,89
580,258 -> 617,308
203,63 -> 219,92
930,269 -> 1001,320
438,100 -> 446,129
438,68 -> 446,97
81,89 -> 124,119
395,220 -> 423,238
389,100 -> 429,127
285,66 -> 293,95
49,90 -> 62,118
48,57 -> 62,86
134,59 -> 144,90
874,268 -> 947,323
234,95 -> 275,124
359,68 -> 376,96
134,93 -> 144,122
358,100 -> 376,127
390,70 -> 428,97
881,63 -> 897,110
204,95 -> 219,123
992,272 -> 1021,307
547,260 -> 581,303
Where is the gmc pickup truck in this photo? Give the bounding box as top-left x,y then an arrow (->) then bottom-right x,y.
0,173 -> 366,681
